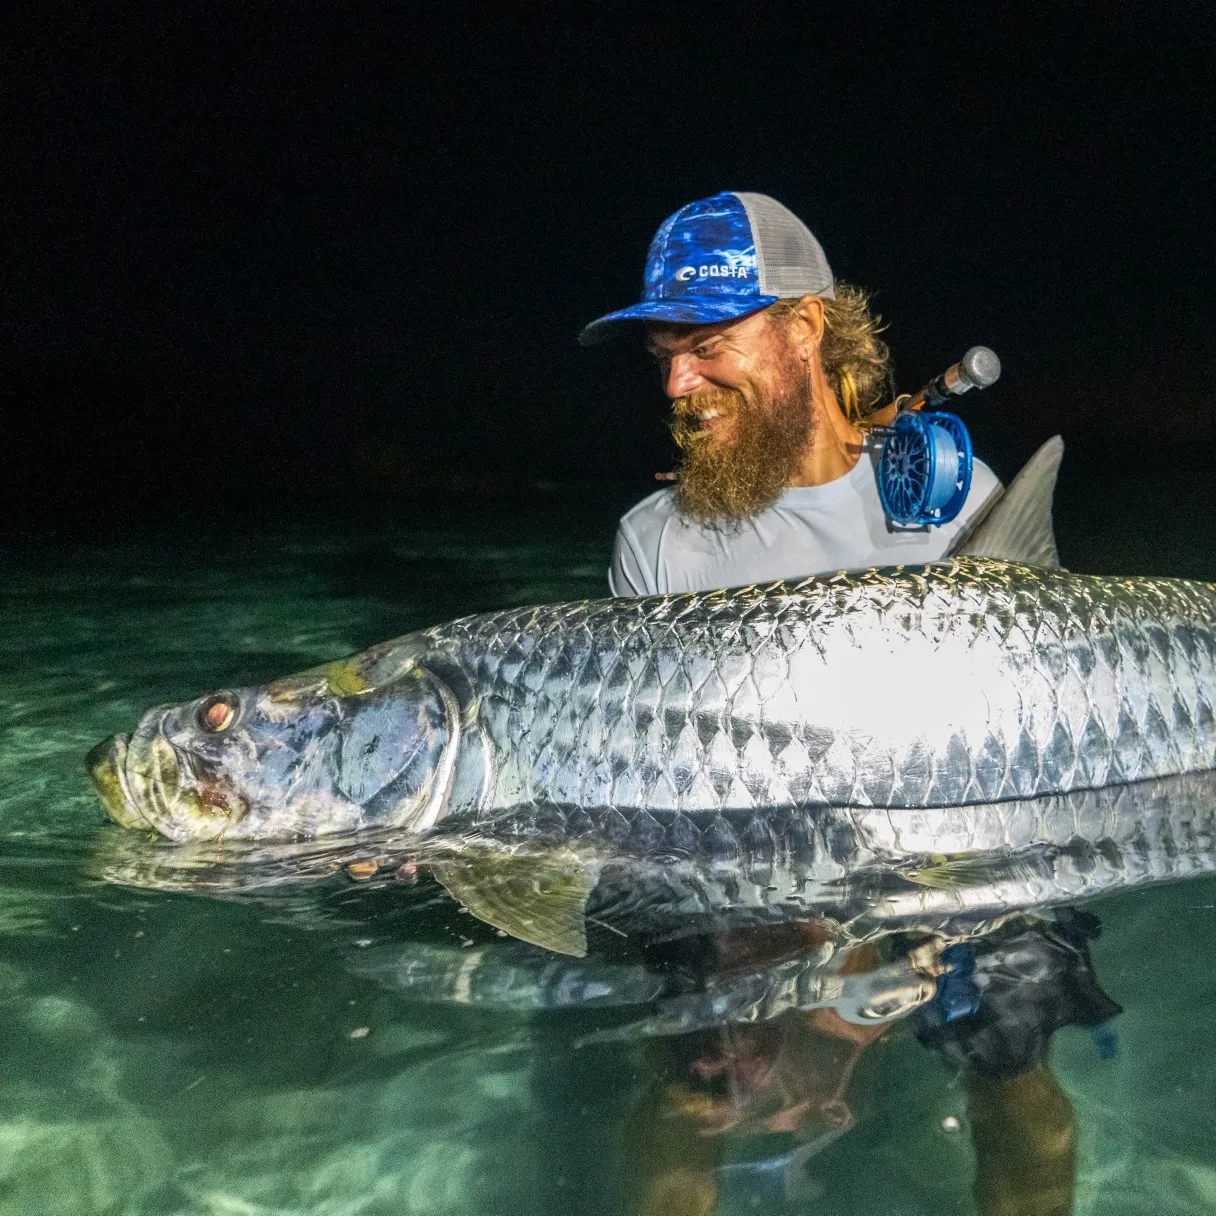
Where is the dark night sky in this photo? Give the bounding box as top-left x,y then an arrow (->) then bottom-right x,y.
4,3 -> 1215,528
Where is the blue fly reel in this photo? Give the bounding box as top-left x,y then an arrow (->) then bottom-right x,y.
875,345 -> 998,527
876,410 -> 973,527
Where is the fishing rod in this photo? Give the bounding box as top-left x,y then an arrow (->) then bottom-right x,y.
886,345 -> 1002,417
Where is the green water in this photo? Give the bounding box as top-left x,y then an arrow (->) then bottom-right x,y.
3,500 -> 1216,1214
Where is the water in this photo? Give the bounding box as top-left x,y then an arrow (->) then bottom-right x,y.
3,498 -> 1216,1215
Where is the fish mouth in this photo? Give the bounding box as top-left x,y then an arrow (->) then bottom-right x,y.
88,722 -> 245,840
87,733 -> 147,829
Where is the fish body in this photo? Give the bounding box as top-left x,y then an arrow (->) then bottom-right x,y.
350,939 -> 670,1012
348,934 -> 939,1035
579,769 -> 1216,938
90,557 -> 1216,844
422,558 -> 1216,816
427,769 -> 1216,950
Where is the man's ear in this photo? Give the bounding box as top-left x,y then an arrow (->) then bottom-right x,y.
791,294 -> 825,359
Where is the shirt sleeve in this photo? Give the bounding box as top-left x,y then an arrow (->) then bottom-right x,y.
608,520 -> 655,597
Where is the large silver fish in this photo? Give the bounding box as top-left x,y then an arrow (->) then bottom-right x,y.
88,439 -> 1216,952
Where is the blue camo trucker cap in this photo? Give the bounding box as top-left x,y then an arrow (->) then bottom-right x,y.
578,191 -> 835,345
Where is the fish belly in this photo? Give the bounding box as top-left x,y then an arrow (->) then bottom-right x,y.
476,775 -> 1216,940
421,559 -> 1216,813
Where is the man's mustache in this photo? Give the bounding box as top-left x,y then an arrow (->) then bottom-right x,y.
671,389 -> 747,443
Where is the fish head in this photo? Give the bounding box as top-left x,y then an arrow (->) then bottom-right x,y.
88,643 -> 458,842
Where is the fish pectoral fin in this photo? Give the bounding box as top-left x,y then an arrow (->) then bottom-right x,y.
948,435 -> 1064,568
902,852 -> 1022,890
432,852 -> 600,957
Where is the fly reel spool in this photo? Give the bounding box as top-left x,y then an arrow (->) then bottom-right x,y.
876,410 -> 973,527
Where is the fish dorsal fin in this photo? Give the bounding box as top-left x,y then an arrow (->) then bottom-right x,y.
948,436 -> 1064,568
432,850 -> 600,957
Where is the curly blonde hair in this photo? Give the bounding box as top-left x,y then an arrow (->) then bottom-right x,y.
773,283 -> 893,425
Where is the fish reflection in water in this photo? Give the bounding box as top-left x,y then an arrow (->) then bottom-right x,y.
349,916 -> 1110,1215
94,769 -> 1216,954
92,773 -> 1216,1215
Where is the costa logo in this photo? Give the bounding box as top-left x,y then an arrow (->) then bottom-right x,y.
673,263 -> 750,282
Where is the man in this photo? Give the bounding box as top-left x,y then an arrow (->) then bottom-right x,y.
578,190 -> 1001,596
582,193 -> 1091,1216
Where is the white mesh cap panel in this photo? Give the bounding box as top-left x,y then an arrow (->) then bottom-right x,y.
734,192 -> 835,300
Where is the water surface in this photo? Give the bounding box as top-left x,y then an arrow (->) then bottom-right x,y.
3,499 -> 1216,1214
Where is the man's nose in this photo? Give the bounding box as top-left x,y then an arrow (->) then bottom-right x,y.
665,353 -> 705,399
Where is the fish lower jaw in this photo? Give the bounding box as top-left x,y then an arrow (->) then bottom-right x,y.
87,734 -> 148,830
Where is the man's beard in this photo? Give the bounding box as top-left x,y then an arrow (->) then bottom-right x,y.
670,364 -> 815,525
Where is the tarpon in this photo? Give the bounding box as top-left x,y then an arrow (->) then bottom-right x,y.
88,439 -> 1216,953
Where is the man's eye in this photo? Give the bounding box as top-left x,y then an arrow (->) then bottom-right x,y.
693,343 -> 718,359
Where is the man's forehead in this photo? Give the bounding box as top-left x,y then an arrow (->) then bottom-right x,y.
645,309 -> 770,354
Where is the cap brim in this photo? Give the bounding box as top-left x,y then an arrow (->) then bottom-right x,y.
577,296 -> 779,346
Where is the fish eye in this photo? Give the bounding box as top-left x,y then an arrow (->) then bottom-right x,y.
197,694 -> 239,734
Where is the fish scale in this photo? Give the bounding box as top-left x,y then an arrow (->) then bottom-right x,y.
416,558 -> 1216,819
504,775 -> 1216,939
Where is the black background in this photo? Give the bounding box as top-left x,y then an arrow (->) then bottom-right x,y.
5,3 -> 1215,538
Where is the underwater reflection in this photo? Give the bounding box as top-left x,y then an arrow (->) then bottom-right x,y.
352,914 -> 1112,1215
